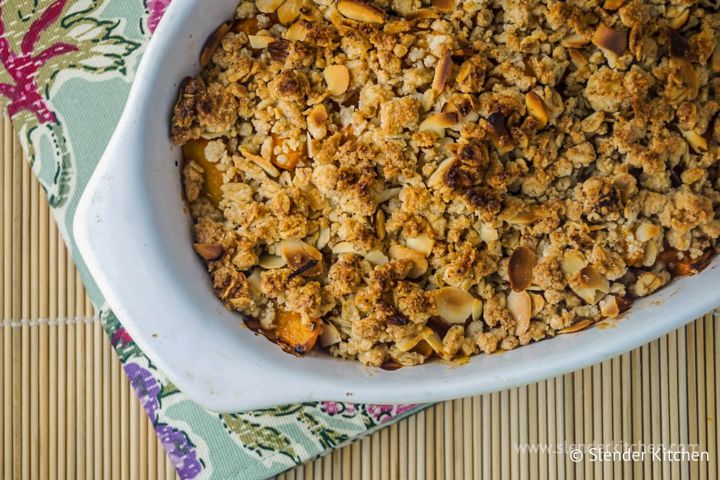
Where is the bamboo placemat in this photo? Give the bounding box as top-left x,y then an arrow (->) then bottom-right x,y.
1,113 -> 718,479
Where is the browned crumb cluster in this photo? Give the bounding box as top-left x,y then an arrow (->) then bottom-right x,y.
171,0 -> 720,367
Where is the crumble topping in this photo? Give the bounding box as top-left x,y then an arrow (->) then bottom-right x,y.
172,0 -> 719,367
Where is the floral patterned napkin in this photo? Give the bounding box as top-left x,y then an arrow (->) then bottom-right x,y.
0,1 -> 424,478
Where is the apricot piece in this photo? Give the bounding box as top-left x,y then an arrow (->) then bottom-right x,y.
271,135 -> 307,171
182,139 -> 224,205
274,310 -> 321,355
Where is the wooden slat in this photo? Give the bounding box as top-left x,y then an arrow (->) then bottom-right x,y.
1,114 -> 719,479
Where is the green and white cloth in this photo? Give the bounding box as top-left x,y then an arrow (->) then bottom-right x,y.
0,1 -> 424,477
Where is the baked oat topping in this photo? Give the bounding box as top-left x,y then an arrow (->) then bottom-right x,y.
171,0 -> 720,367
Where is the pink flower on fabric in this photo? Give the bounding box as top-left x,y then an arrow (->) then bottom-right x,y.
147,0 -> 172,33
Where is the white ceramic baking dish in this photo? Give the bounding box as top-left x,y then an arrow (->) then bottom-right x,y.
73,0 -> 720,413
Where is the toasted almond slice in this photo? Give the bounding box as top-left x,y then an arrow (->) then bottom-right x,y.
530,293 -> 545,317
525,92 -> 548,129
471,298 -> 483,321
278,239 -> 323,276
508,246 -> 536,292
375,209 -> 386,240
599,296 -> 620,318
558,319 -> 594,334
592,23 -> 627,56
431,0 -> 454,13
712,43 -> 720,73
332,241 -> 364,255
365,249 -> 389,266
240,147 -> 280,177
568,48 -> 588,67
504,210 -> 538,226
285,21 -> 308,41
418,112 -> 459,137
246,269 -> 262,292
561,251 -> 586,276
572,286 -> 602,305
277,0 -> 302,24
248,34 -> 276,49
635,222 -> 661,242
316,227 -> 331,250
258,255 -> 287,269
200,21 -> 233,66
307,104 -> 328,140
578,266 -> 610,293
421,327 -> 444,353
193,243 -> 224,260
406,234 -> 435,257
427,158 -> 456,188
669,8 -> 689,30
602,0 -> 624,10
336,0 -> 385,23
388,244 -> 428,278
680,128 -> 708,153
406,8 -> 439,20
319,322 -> 342,347
256,0 -> 285,13
507,291 -> 532,336
377,187 -> 402,203
561,34 -> 590,49
324,64 -> 350,96
396,330 -> 426,352
434,287 -> 475,324
432,51 -> 452,94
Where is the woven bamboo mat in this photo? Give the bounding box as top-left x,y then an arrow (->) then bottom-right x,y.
1,112 -> 718,479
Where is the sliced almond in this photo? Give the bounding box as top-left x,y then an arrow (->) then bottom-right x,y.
316,227 -> 331,250
365,249 -> 389,266
504,210 -> 538,226
602,0 -> 624,10
193,243 -> 224,261
525,92 -> 548,129
278,239 -> 323,276
199,21 -> 233,66
421,328 -> 444,353
285,21 -> 308,41
246,269 -> 262,292
471,298 -> 483,321
558,319 -> 594,334
434,287 -> 475,324
635,222 -> 661,242
530,293 -> 545,317
406,234 -> 435,257
396,330 -> 426,352
406,8 -> 440,20
248,34 -> 276,49
277,0 -> 302,24
431,0 -> 454,13
258,255 -> 287,269
568,48 -> 588,67
668,9 -> 689,30
240,147 -> 280,177
599,296 -> 620,318
319,322 -> 342,347
418,112 -> 459,137
307,104 -> 328,140
508,246 -> 536,292
507,291 -> 532,336
377,187 -> 402,203
324,64 -> 350,96
578,266 -> 610,293
388,244 -> 428,278
426,158 -> 456,188
375,209 -> 386,240
432,52 -> 452,94
561,251 -> 586,276
561,34 -> 590,49
256,0 -> 285,13
336,0 -> 385,24
331,241 -> 364,255
680,129 -> 708,153
592,23 -> 627,56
